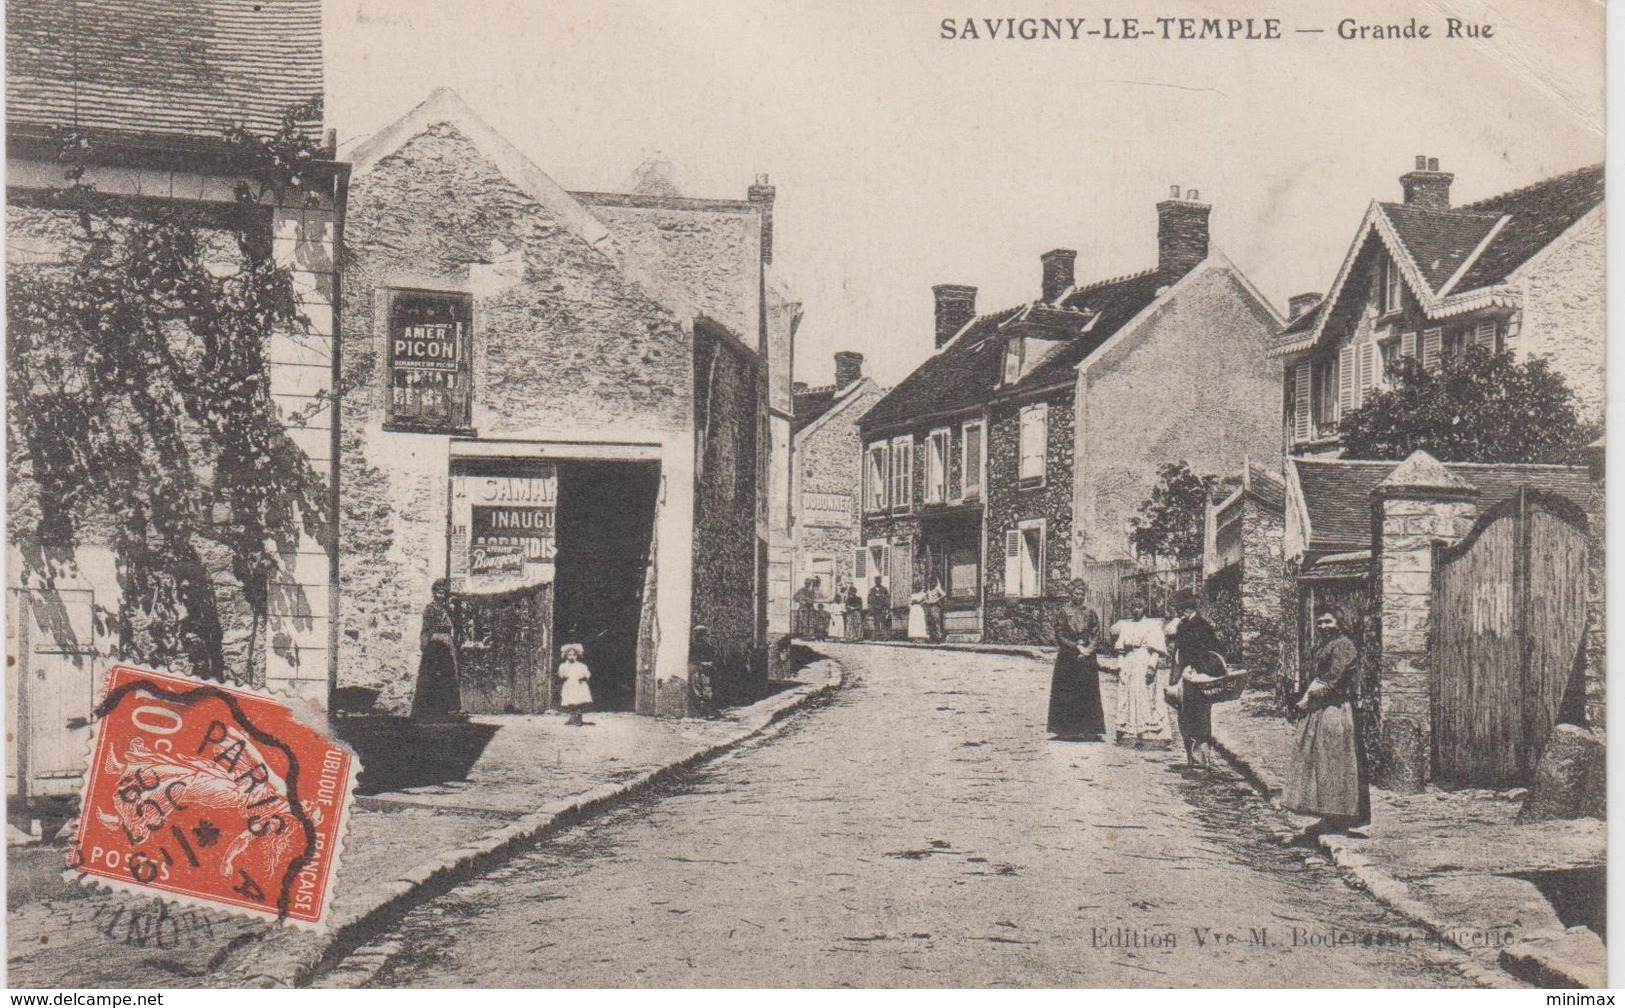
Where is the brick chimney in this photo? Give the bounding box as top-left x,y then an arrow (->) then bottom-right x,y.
747,173 -> 775,264
1400,156 -> 1453,210
1040,249 -> 1077,303
1157,185 -> 1210,278
933,284 -> 977,348
834,351 -> 864,390
1288,292 -> 1323,320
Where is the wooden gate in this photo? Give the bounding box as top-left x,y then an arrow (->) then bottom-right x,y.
451,582 -> 553,714
1431,491 -> 1588,786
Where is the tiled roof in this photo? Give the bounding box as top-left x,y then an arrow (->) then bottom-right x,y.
1245,460 -> 1286,511
1450,163 -> 1604,290
860,268 -> 1170,430
1290,457 -> 1596,554
1378,204 -> 1502,292
6,0 -> 324,146
792,386 -> 839,435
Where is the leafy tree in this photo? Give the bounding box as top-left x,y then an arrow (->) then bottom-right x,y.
1128,461 -> 1219,564
1339,346 -> 1598,464
7,106 -> 332,683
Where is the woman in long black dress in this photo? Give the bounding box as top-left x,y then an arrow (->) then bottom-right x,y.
1047,579 -> 1106,740
1168,589 -> 1223,767
411,579 -> 463,721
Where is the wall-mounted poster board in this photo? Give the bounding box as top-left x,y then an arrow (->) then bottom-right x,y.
449,464 -> 557,595
388,291 -> 473,432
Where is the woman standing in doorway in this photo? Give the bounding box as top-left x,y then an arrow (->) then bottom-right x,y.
412,579 -> 463,721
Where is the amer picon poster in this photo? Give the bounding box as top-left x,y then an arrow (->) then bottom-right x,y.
4,0 -> 1608,993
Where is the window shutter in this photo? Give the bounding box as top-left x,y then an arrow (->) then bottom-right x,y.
877,546 -> 890,585
1421,328 -> 1443,372
1292,361 -> 1312,442
1474,319 -> 1498,349
964,423 -> 983,499
1032,527 -> 1046,598
853,548 -> 866,580
1337,345 -> 1356,414
1004,529 -> 1022,598
1357,342 -> 1378,403
1400,331 -> 1417,358
891,539 -> 910,595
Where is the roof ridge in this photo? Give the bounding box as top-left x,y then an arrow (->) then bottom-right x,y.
1070,266 -> 1159,295
1457,162 -> 1605,213
1379,201 -> 1503,219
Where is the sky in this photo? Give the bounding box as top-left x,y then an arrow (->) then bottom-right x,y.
322,0 -> 1603,388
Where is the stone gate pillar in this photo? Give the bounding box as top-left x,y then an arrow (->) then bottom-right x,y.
1370,451 -> 1478,792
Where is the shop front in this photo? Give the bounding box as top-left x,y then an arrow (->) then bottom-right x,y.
918,505 -> 984,642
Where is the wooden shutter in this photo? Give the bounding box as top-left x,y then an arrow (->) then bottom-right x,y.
1292,361 -> 1312,442
853,548 -> 866,580
1357,342 -> 1379,403
1474,319 -> 1498,350
1004,529 -> 1022,597
877,546 -> 890,586
1020,404 -> 1048,480
891,539 -> 910,595
1422,328 -> 1443,372
964,423 -> 983,499
1400,331 -> 1418,358
1337,344 -> 1356,414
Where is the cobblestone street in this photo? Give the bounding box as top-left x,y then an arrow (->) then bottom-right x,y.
344,645 -> 1485,987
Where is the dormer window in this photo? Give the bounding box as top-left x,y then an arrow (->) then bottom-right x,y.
1002,336 -> 1024,385
1381,255 -> 1403,314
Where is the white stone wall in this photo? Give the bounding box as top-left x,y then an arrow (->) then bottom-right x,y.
1517,210 -> 1605,424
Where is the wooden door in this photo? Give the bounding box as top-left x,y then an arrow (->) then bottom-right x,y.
10,588 -> 102,799
451,582 -> 553,714
1432,492 -> 1588,785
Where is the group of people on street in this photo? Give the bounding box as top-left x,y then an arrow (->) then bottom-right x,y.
1045,581 -> 1223,767
793,575 -> 949,643
1043,578 -> 1370,837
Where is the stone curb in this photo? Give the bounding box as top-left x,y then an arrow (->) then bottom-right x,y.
233,657 -> 848,988
1206,727 -> 1560,990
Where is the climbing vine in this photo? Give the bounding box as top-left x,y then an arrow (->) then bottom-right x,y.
7,102 -> 333,683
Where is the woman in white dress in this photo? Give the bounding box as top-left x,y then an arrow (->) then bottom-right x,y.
907,589 -> 929,641
1109,598 -> 1173,747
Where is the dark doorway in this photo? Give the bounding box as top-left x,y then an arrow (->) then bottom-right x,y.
552,460 -> 661,711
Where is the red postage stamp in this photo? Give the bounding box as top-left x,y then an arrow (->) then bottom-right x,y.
69,664 -> 357,927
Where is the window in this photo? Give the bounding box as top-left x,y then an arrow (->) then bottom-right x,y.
1003,337 -> 1024,385
1399,331 -> 1418,359
1004,522 -> 1044,598
387,291 -> 473,431
890,538 -> 912,596
864,442 -> 889,512
1019,403 -> 1048,484
890,436 -> 914,511
1421,328 -> 1443,372
1382,256 -> 1403,314
1312,357 -> 1337,434
1336,341 -> 1380,414
925,429 -> 949,504
947,541 -> 980,598
962,420 -> 985,500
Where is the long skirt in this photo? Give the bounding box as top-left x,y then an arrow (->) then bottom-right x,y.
907,604 -> 928,640
1281,701 -> 1364,818
1047,650 -> 1106,738
1175,685 -> 1213,747
412,640 -> 461,720
1115,649 -> 1171,740
845,610 -> 865,640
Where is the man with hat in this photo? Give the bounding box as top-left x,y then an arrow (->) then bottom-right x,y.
1167,588 -> 1223,767
1046,578 -> 1106,741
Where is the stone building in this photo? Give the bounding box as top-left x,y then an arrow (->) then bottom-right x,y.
789,353 -> 886,608
6,0 -> 345,798
1269,158 -> 1605,453
1202,459 -> 1287,683
336,89 -> 786,716
857,188 -> 1281,643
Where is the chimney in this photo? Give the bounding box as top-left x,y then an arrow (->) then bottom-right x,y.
1040,248 -> 1077,303
1157,185 -> 1210,278
932,284 -> 977,348
747,173 -> 775,264
834,351 -> 864,391
1288,292 -> 1323,320
1400,155 -> 1453,210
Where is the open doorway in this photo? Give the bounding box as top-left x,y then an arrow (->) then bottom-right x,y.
552,460 -> 661,711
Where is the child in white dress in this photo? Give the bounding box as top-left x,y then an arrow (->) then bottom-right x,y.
558,643 -> 593,726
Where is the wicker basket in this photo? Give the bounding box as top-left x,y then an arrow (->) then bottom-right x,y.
1181,653 -> 1250,704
